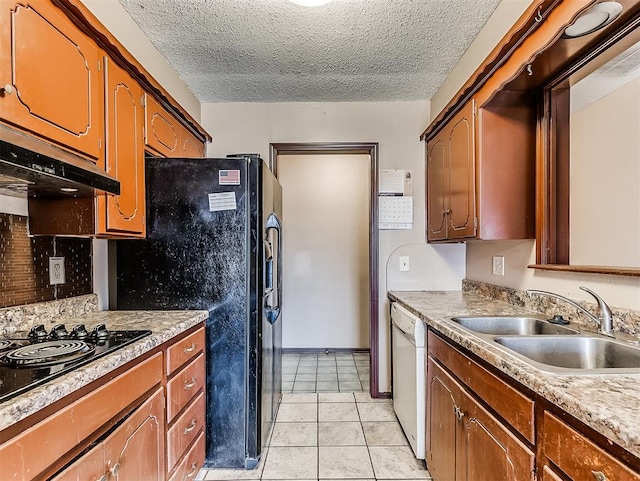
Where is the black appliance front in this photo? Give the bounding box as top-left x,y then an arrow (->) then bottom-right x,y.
115,156 -> 282,468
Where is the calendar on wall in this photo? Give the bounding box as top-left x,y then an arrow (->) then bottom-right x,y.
379,169 -> 413,230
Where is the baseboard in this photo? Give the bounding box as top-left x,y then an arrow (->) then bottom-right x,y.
282,348 -> 370,354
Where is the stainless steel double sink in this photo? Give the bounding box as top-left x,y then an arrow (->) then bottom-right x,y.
449,316 -> 640,374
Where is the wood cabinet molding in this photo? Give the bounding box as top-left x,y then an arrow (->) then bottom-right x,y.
421,0 -> 590,141
52,0 -> 211,144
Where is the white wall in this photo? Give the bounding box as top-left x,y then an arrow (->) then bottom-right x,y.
570,78 -> 640,267
466,240 -> 640,311
201,101 -> 467,392
0,195 -> 27,216
79,0 -> 201,121
279,154 -> 370,350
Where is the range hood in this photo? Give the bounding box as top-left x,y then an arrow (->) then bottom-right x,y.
0,124 -> 120,198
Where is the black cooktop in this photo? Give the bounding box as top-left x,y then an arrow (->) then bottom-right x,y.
0,324 -> 151,404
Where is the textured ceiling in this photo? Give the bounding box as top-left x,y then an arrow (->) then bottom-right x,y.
119,0 -> 501,103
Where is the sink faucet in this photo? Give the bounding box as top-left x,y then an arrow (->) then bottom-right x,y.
527,286 -> 614,337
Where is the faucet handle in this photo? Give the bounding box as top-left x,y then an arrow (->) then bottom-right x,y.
580,286 -> 614,334
579,287 -> 613,318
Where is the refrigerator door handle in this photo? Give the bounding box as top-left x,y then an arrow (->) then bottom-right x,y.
264,214 -> 282,325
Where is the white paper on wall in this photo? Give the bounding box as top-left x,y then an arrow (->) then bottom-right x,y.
379,169 -> 413,229
379,196 -> 413,230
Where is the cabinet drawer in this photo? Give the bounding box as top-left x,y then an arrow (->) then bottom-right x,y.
543,412 -> 640,481
168,432 -> 205,481
145,94 -> 180,157
428,330 -> 535,443
167,354 -> 205,422
167,392 -> 205,471
0,353 -> 162,480
167,327 -> 205,375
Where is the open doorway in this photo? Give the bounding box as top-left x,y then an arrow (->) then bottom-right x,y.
270,143 -> 380,397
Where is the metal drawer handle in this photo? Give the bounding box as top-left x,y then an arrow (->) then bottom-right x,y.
592,471 -> 608,481
183,342 -> 197,354
110,463 -> 120,476
184,377 -> 197,390
1,84 -> 15,95
454,406 -> 465,420
97,475 -> 108,481
184,419 -> 197,435
186,462 -> 198,478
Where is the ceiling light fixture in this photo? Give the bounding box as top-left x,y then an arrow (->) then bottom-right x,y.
564,2 -> 623,38
287,0 -> 333,7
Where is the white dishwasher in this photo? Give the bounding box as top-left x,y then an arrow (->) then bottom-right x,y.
391,302 -> 425,459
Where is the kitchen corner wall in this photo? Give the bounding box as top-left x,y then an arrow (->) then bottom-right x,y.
200,101 -> 467,393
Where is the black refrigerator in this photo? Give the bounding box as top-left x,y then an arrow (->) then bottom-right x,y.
115,154 -> 282,469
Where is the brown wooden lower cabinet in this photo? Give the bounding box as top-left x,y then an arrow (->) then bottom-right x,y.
427,329 -> 640,481
165,326 -> 206,479
50,443 -> 105,481
52,387 -> 165,481
541,466 -> 564,481
169,432 -> 205,481
426,356 -> 534,481
543,412 -> 640,481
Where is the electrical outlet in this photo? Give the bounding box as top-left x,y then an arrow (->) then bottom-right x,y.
399,256 -> 410,272
492,256 -> 505,276
49,257 -> 66,285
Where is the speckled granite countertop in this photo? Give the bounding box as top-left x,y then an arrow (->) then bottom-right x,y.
0,309 -> 208,433
389,290 -> 640,459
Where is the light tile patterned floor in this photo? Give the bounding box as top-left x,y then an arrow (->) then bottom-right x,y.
282,351 -> 371,393
197,392 -> 432,481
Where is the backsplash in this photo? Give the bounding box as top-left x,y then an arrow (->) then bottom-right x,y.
0,293 -> 99,336
0,214 -> 92,309
463,279 -> 640,336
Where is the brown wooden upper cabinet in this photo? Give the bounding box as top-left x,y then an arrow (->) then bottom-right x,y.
145,94 -> 205,158
181,124 -> 206,158
98,57 -> 146,237
426,100 -> 476,241
425,92 -> 536,243
0,1 -> 103,162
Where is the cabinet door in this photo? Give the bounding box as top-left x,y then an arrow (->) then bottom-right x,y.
180,125 -> 205,158
426,132 -> 448,241
50,443 -> 105,481
458,389 -> 535,481
99,58 -> 145,236
104,388 -> 165,480
145,94 -> 180,157
0,1 -> 103,160
426,356 -> 461,481
447,101 -> 476,239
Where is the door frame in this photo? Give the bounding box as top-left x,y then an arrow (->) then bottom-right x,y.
270,142 -> 382,398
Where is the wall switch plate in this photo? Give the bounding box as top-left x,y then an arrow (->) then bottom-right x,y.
399,256 -> 410,272
492,256 -> 505,276
49,257 -> 66,285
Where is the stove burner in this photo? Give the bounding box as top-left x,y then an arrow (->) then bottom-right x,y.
3,340 -> 95,368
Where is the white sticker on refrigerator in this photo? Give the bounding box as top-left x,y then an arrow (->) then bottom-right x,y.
219,170 -> 241,185
208,192 -> 237,212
